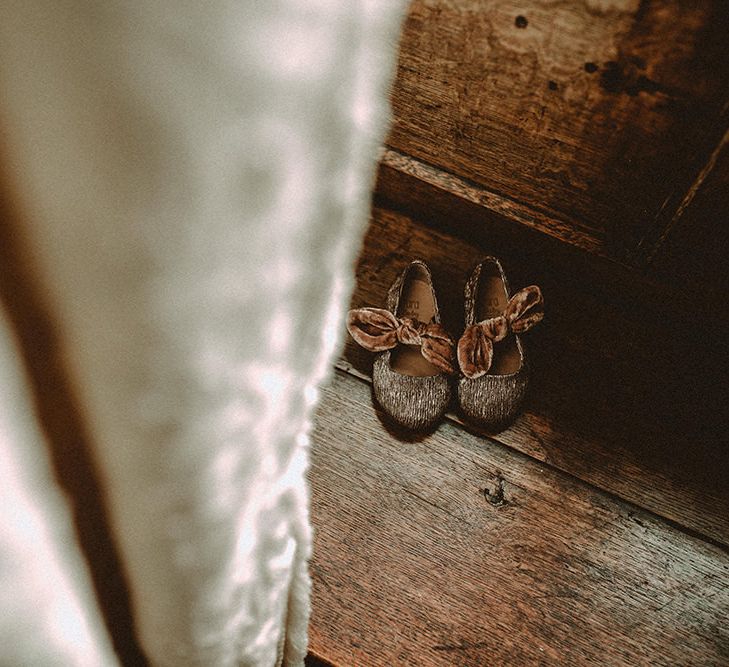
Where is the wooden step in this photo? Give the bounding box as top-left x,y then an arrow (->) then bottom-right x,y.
338,206 -> 729,547
386,0 -> 729,266
309,370 -> 729,666
379,0 -> 729,328
374,146 -> 729,333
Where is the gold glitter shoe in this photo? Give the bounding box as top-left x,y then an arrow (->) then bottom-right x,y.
347,260 -> 454,430
457,258 -> 544,429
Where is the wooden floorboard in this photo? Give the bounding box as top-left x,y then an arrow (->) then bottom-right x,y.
339,206 -> 729,547
309,370 -> 729,666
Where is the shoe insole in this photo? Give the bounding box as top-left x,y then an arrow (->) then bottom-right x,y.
477,275 -> 522,375
391,277 -> 441,377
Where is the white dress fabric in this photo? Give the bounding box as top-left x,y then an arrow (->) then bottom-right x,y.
0,308 -> 120,666
0,1 -> 407,665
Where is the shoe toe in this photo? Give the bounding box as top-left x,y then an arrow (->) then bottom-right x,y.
458,368 -> 528,429
373,353 -> 450,430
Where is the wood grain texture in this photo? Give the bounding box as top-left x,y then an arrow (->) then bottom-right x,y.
387,0 -> 729,262
309,370 -> 729,666
378,148 -> 606,257
339,206 -> 729,546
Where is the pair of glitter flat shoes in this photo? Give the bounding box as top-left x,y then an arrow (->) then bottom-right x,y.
346,259 -> 544,431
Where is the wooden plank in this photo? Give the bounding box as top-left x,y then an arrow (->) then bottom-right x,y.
377,148 -> 606,258
387,0 -> 729,261
309,370 -> 729,666
339,206 -> 729,546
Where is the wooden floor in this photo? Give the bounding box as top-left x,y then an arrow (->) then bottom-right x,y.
306,207 -> 729,666
308,2 -> 729,663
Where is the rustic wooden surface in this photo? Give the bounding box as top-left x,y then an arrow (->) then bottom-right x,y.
309,370 -> 729,666
337,206 -> 729,547
387,0 -> 729,264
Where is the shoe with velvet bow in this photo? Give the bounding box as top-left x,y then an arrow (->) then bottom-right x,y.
346,260 -> 454,431
457,257 -> 544,430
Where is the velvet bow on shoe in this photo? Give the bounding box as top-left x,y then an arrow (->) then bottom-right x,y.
347,308 -> 454,374
457,285 -> 543,379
